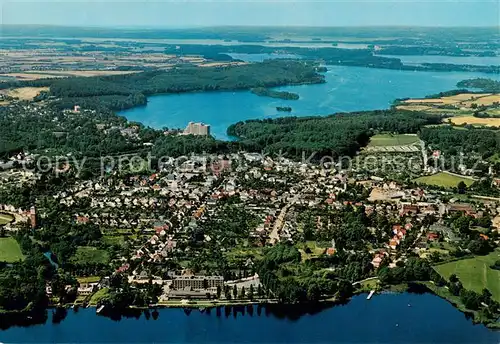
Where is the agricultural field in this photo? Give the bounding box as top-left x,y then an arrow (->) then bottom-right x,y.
1,87 -> 49,100
0,237 -> 25,262
70,246 -> 110,265
448,115 -> 500,127
399,93 -> 493,108
414,172 -> 475,188
434,249 -> 500,302
0,213 -> 14,225
397,92 -> 500,128
368,134 -> 420,147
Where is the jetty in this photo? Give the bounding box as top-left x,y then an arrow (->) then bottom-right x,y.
366,290 -> 375,300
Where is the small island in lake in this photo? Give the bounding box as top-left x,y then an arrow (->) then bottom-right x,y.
276,106 -> 292,112
251,87 -> 300,100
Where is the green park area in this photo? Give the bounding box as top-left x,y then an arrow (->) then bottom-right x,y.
297,241 -> 327,261
434,250 -> 500,302
70,246 -> 110,265
0,237 -> 25,262
89,287 -> 110,305
415,172 -> 475,189
77,276 -> 101,284
368,134 -> 419,147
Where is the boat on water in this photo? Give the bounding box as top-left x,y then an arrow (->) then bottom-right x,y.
96,305 -> 105,314
366,290 -> 375,300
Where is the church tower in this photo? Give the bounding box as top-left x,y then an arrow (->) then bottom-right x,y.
30,206 -> 36,229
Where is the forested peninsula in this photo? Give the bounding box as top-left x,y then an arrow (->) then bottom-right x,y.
0,60 -> 325,111
456,78 -> 500,93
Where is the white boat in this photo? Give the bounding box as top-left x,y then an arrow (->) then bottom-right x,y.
96,305 -> 105,314
366,290 -> 375,300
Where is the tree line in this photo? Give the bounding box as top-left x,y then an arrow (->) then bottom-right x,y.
229,110 -> 441,160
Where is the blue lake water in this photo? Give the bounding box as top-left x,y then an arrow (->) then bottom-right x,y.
1,294 -> 498,343
120,65 -> 500,139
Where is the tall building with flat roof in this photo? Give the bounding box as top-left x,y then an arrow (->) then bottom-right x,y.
171,275 -> 223,290
184,122 -> 211,136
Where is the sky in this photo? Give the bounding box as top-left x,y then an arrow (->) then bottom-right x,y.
0,0 -> 499,27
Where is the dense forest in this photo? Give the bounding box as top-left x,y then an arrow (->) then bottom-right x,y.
0,60 -> 325,111
419,126 -> 500,158
228,110 -> 440,160
456,78 -> 500,93
0,104 -> 135,158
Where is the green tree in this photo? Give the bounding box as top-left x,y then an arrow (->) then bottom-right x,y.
233,285 -> 238,300
457,181 -> 467,194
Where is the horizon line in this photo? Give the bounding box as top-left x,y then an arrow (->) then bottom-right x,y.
1,24 -> 499,29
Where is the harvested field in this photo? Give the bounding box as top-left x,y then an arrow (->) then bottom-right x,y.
2,87 -> 49,100
0,70 -> 139,81
0,73 -> 63,81
400,93 -> 498,110
446,93 -> 491,101
396,105 -> 433,111
36,70 -> 140,77
449,116 -> 500,127
463,94 -> 500,107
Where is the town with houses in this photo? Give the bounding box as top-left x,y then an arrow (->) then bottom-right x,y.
1,139 -> 500,310
0,87 -> 499,329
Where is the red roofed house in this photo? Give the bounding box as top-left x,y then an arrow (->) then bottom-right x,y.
427,232 -> 439,241
400,204 -> 418,216
116,263 -> 130,273
479,234 -> 489,241
76,216 -> 90,224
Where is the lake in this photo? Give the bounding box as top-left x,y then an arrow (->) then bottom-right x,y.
120,64 -> 500,139
1,293 -> 498,343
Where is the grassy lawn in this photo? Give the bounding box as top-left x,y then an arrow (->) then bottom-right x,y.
70,246 -> 110,265
0,213 -> 14,225
89,287 -> 110,305
0,237 -> 25,262
368,134 -> 419,147
357,278 -> 380,292
415,172 -> 475,188
298,241 -> 327,261
102,235 -> 126,246
434,250 -> 500,302
225,246 -> 264,262
77,276 -> 101,284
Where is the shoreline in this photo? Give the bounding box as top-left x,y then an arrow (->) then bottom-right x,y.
1,284 -> 499,331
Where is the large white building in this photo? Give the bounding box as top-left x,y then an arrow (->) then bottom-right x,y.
183,122 -> 211,136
